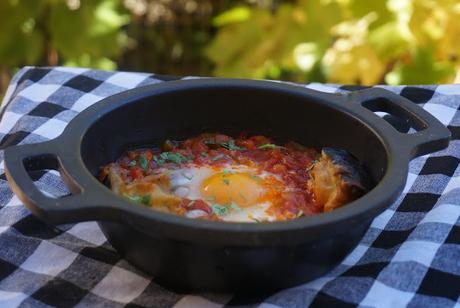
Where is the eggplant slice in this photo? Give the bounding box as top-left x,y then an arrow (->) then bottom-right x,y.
310,148 -> 370,212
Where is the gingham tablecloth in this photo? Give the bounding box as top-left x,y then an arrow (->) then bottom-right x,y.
0,67 -> 459,308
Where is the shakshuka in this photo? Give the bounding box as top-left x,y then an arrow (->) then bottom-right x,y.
99,133 -> 369,222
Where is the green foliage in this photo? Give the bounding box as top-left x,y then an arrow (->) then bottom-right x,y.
0,1 -> 45,66
0,0 -> 128,69
386,48 -> 455,85
49,0 -> 129,69
1,0 -> 460,89
207,0 -> 460,85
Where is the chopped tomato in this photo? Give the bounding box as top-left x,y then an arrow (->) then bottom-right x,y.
129,168 -> 143,180
189,200 -> 212,214
191,140 -> 208,154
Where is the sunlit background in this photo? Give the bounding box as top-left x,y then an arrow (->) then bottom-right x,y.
2,0 -> 460,97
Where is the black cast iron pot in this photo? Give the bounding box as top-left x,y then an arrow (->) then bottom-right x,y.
4,79 -> 450,292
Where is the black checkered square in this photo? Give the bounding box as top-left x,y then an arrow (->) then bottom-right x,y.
63,75 -> 103,92
28,102 -> 67,118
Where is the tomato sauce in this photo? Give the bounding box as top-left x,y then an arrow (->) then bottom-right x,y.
100,133 -> 323,221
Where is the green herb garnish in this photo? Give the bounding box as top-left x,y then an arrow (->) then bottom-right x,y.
211,204 -> 230,216
137,154 -> 149,171
296,210 -> 304,218
223,169 -> 236,175
250,175 -> 261,181
201,152 -> 208,158
141,194 -> 151,206
122,193 -> 151,206
223,178 -> 230,185
206,139 -> 245,151
183,173 -> 193,180
212,154 -> 225,161
154,152 -> 190,165
258,143 -> 285,150
220,140 -> 245,151
206,196 -> 216,202
230,202 -> 242,212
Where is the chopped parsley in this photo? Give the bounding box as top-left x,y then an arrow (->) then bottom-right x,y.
122,193 -> 151,206
137,154 -> 149,171
154,152 -> 190,165
250,217 -> 262,223
220,140 -> 245,151
258,143 -> 285,150
230,202 -> 242,212
223,169 -> 236,175
200,152 -> 208,158
250,175 -> 261,181
211,204 -> 230,216
211,154 -> 226,161
141,194 -> 151,205
183,173 -> 193,180
206,196 -> 216,202
205,139 -> 245,151
223,178 -> 230,185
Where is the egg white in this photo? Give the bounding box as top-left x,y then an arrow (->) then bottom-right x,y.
158,164 -> 281,222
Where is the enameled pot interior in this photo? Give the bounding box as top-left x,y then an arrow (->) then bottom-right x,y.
81,86 -> 388,195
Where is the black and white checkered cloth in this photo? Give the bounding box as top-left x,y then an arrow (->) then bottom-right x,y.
0,66 -> 459,307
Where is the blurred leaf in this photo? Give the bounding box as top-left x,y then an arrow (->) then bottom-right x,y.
64,55 -> 117,71
207,1 -> 342,81
368,21 -> 411,60
213,6 -> 251,27
49,0 -> 129,68
293,42 -> 321,72
323,42 -> 385,85
385,48 -> 455,85
0,0 -> 45,66
341,0 -> 394,29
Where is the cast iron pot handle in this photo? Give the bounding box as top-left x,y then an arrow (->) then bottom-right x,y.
4,140 -> 123,224
348,88 -> 451,158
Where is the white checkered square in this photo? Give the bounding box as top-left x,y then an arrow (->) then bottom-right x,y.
435,85 -> 460,96
371,209 -> 395,230
66,222 -> 107,246
173,295 -> 231,308
360,280 -> 414,307
91,266 -> 150,303
31,118 -> 67,139
443,176 -> 460,195
0,111 -> 23,134
105,72 -> 148,89
54,67 -> 90,74
71,93 -> 104,112
0,290 -> 28,308
420,203 -> 460,225
20,241 -> 78,276
305,83 -> 339,93
392,241 -> 441,267
403,173 -> 418,193
17,84 -> 61,102
423,103 -> 457,125
342,244 -> 369,266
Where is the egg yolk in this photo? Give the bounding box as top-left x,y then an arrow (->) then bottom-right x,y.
200,173 -> 265,207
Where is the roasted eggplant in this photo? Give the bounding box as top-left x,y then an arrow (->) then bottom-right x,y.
310,148 -> 369,212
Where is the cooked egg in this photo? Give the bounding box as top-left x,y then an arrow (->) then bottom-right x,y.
162,164 -> 284,222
